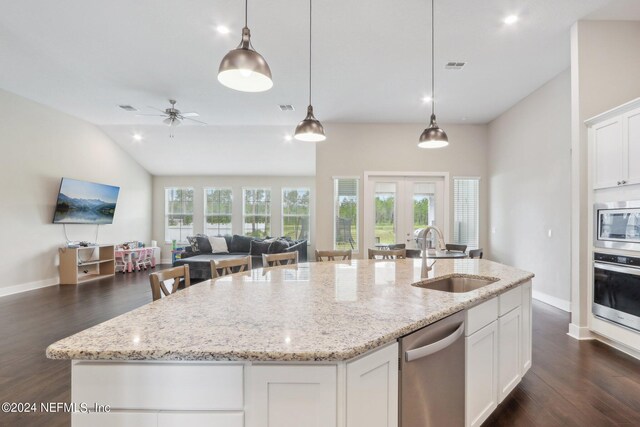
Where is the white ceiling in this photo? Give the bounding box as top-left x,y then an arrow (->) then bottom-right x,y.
0,0 -> 632,175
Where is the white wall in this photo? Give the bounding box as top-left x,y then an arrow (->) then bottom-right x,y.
315,123 -> 489,256
570,21 -> 640,330
152,176 -> 316,262
488,69 -> 572,311
0,89 -> 152,296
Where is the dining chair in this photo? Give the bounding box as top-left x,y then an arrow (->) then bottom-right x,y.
263,252 -> 298,267
368,248 -> 406,260
149,265 -> 190,301
445,244 -> 467,253
315,249 -> 352,261
211,256 -> 252,279
468,249 -> 484,259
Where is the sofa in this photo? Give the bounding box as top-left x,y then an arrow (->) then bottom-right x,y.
173,234 -> 308,280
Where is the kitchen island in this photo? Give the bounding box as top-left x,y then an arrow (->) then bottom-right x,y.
47,258 -> 534,427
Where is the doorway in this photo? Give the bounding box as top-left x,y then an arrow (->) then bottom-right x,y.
363,172 -> 449,251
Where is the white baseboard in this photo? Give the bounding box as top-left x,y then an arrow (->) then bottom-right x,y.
161,258 -> 172,265
532,290 -> 571,312
567,323 -> 594,340
0,277 -> 59,298
592,333 -> 640,361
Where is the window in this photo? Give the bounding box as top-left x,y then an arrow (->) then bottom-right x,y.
243,188 -> 271,238
165,188 -> 194,243
453,178 -> 479,249
282,188 -> 310,241
204,188 -> 233,236
334,178 -> 359,251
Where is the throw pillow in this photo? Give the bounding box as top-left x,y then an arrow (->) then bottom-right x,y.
196,236 -> 213,253
186,235 -> 200,252
229,234 -> 253,253
208,236 -> 229,254
250,240 -> 271,257
268,238 -> 290,254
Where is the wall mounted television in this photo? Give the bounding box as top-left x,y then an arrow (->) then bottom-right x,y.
52,178 -> 120,224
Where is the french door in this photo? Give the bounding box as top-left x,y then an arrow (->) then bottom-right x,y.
364,173 -> 448,251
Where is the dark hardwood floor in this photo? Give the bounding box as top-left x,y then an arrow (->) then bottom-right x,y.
0,270 -> 639,426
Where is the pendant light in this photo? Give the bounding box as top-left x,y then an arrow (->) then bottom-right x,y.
218,0 -> 273,92
418,0 -> 448,149
294,0 -> 326,142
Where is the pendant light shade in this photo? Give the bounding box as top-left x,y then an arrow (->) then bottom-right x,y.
295,105 -> 326,141
418,0 -> 448,149
418,114 -> 448,148
218,1 -> 273,92
294,0 -> 325,142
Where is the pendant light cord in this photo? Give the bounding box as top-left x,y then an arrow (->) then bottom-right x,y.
309,0 -> 313,106
431,0 -> 435,117
245,0 -> 248,27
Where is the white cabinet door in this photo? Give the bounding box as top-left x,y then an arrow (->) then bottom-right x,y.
498,307 -> 522,402
624,108 -> 640,186
248,365 -> 337,427
593,117 -> 624,189
521,281 -> 532,375
346,343 -> 398,427
465,321 -> 498,427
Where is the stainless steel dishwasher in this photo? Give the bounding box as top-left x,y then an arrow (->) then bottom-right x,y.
399,311 -> 465,427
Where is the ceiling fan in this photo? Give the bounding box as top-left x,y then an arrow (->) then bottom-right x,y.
137,99 -> 206,126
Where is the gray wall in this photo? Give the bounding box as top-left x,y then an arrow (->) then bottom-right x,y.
0,89 -> 152,295
488,69 -> 572,310
315,122 -> 489,257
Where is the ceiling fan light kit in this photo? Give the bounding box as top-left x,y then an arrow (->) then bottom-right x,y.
418,0 -> 449,149
294,0 -> 326,142
217,0 -> 273,92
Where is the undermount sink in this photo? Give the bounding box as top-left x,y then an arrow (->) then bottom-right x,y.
415,276 -> 498,293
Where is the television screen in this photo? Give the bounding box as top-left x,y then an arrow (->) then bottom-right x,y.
52,178 -> 120,224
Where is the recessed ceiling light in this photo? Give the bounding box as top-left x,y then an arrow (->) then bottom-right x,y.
133,133 -> 143,142
284,134 -> 293,142
503,15 -> 519,25
422,96 -> 432,104
216,25 -> 231,34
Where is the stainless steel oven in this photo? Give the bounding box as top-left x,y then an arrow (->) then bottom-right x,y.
594,201 -> 640,251
593,252 -> 640,332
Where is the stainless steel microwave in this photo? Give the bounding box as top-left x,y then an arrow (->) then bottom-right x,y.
594,201 -> 640,251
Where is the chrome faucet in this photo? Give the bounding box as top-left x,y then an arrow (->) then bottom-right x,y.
416,226 -> 445,276
416,226 -> 446,252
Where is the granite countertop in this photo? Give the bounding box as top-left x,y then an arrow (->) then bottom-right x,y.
46,259 -> 534,362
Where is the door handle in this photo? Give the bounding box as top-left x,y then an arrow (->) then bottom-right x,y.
405,323 -> 464,362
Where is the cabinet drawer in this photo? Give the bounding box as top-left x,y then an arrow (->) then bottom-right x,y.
158,411 -> 244,427
73,411 -> 157,427
73,411 -> 244,427
466,297 -> 498,336
499,286 -> 522,316
72,362 -> 244,411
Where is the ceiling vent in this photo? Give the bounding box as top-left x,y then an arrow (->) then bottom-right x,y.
119,105 -> 139,111
279,104 -> 295,111
444,62 -> 466,70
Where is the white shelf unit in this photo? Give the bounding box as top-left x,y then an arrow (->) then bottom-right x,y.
59,245 -> 115,285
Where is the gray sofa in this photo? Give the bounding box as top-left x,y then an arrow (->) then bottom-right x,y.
173,234 -> 307,280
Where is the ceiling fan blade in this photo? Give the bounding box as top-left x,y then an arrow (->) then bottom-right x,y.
181,112 -> 199,117
184,117 -> 207,125
135,113 -> 167,117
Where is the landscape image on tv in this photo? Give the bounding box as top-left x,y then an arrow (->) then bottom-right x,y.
53,178 -> 120,224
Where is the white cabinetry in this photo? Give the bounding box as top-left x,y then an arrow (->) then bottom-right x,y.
346,343 -> 398,427
465,281 -> 531,427
248,365 -> 337,427
497,306 -> 522,402
587,99 -> 640,189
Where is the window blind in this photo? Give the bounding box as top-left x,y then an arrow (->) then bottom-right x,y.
453,178 -> 479,249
